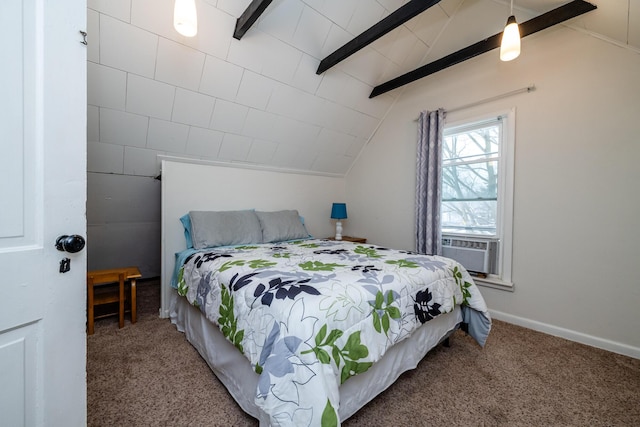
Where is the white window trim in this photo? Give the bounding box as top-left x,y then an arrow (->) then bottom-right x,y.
444,108 -> 515,290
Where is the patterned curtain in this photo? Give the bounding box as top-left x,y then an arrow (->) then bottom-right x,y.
416,109 -> 445,255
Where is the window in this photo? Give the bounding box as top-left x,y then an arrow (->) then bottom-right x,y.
442,120 -> 499,236
442,110 -> 515,288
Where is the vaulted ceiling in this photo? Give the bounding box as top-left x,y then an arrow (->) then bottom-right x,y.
87,0 -> 638,176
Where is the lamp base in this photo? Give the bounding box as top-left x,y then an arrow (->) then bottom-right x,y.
335,221 -> 343,240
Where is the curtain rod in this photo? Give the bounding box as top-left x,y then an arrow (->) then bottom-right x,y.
416,84 -> 536,120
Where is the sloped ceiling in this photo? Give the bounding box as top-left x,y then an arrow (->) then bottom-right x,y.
87,0 -> 638,176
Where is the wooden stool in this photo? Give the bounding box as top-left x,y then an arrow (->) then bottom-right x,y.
87,266 -> 142,335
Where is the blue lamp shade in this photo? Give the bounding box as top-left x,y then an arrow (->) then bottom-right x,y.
330,203 -> 347,220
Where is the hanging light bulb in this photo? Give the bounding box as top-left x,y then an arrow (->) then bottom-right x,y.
174,0 -> 198,37
500,0 -> 520,61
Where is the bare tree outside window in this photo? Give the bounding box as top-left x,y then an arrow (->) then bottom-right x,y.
442,122 -> 500,236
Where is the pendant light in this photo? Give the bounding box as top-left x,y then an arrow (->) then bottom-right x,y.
500,0 -> 520,61
174,0 -> 198,37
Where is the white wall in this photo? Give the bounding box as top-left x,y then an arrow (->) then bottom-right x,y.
346,26 -> 640,356
86,173 -> 161,276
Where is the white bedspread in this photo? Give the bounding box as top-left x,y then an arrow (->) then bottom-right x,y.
176,239 -> 490,426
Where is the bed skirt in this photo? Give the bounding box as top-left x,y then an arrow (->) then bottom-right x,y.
170,290 -> 462,426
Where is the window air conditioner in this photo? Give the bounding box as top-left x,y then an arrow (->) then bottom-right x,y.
442,236 -> 498,276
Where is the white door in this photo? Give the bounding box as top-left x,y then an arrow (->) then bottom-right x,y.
0,0 -> 87,425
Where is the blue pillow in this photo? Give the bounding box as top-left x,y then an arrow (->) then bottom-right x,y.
180,214 -> 193,248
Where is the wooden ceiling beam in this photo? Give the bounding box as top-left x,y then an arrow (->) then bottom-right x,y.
370,0 -> 597,98
317,0 -> 442,75
233,0 -> 273,40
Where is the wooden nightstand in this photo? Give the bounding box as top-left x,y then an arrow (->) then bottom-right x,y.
329,236 -> 367,244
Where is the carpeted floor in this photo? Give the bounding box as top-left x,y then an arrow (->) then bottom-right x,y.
87,279 -> 640,426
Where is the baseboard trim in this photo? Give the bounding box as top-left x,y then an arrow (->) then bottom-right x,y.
489,309 -> 640,360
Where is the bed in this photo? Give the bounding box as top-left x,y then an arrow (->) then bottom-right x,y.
160,159 -> 491,427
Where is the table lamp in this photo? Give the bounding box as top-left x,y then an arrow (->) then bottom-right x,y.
330,203 -> 347,240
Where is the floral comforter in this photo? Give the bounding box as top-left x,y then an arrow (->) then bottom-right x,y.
175,239 -> 490,427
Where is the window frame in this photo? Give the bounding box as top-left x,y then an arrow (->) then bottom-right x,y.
442,108 -> 515,289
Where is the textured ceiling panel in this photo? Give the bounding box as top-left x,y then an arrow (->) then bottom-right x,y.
87,0 -> 635,177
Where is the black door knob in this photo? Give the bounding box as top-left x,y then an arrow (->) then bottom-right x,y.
55,235 -> 86,253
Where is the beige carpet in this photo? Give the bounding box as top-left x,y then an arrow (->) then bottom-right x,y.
87,280 -> 640,426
